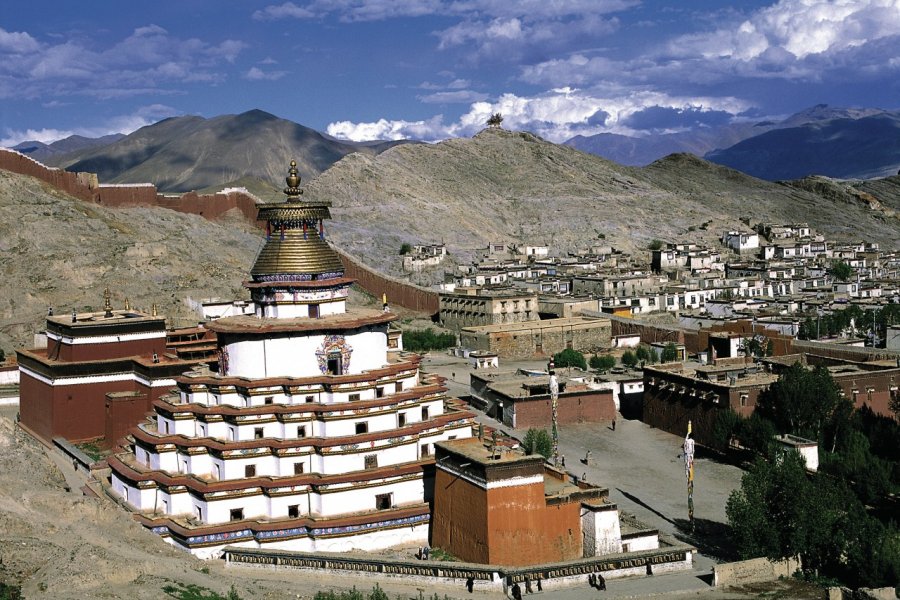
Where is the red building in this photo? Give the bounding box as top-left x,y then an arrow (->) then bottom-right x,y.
18,301 -> 216,446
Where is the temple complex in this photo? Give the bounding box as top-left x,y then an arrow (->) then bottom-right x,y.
106,162 -> 475,558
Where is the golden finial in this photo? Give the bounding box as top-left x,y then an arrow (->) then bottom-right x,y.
283,159 -> 303,200
151,303 -> 158,317
124,297 -> 130,311
103,287 -> 113,318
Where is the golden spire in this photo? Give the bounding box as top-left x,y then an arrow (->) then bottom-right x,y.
151,303 -> 158,317
103,287 -> 113,318
283,159 -> 303,201
124,297 -> 130,311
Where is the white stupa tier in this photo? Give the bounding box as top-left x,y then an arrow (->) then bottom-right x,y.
108,161 -> 474,558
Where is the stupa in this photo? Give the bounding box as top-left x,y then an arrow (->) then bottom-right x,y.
108,161 -> 474,558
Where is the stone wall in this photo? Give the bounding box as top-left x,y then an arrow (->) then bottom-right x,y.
510,391 -> 616,429
712,556 -> 801,587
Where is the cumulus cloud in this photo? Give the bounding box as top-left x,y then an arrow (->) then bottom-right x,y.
418,90 -> 489,104
0,25 -> 246,101
1,104 -> 180,147
245,67 -> 288,81
326,88 -> 751,142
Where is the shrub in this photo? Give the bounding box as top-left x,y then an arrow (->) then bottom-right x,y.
552,348 -> 586,370
621,350 -> 638,368
590,354 -> 616,371
402,329 -> 456,352
523,428 -> 553,459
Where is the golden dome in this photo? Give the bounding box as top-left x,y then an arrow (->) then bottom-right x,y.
251,229 -> 344,278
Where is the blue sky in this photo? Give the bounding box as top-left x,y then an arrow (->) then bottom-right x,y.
2,0 -> 900,146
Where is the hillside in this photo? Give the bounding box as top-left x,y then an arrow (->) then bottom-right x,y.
46,110 -> 409,194
304,128 -> 900,277
0,168 -> 262,353
11,134 -> 124,163
705,112 -> 900,180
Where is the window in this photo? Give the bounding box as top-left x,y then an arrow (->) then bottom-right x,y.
327,352 -> 342,375
364,454 -> 378,469
297,426 -> 306,438
421,444 -> 430,458
309,303 -> 320,318
194,505 -> 202,521
375,493 -> 392,510
376,387 -> 385,398
264,396 -> 274,405
288,504 -> 300,518
245,464 -> 256,478
162,420 -> 169,434
228,427 -> 236,441
254,427 -> 264,439
356,422 -> 368,434
421,406 -> 430,420
294,462 -> 304,475
348,393 -> 361,402
398,413 -> 406,427
230,508 -> 244,521
305,395 -> 315,403
396,381 -> 403,392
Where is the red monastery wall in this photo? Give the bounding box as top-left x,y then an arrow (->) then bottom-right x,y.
333,247 -> 440,314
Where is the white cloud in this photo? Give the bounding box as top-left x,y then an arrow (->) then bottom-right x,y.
0,26 -> 247,101
326,88 -> 752,143
245,67 -> 288,81
1,104 -> 180,147
252,2 -> 316,20
418,90 -> 489,103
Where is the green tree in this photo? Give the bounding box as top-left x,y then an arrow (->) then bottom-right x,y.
647,239 -> 663,251
660,342 -> 679,363
829,260 -> 853,282
522,428 -> 553,459
635,345 -> 650,364
399,243 -> 412,255
589,354 -> 616,372
756,364 -> 844,441
621,350 -> 638,368
402,329 -> 457,352
553,348 -> 586,370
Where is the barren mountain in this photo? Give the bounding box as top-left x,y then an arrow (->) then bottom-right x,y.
0,168 -> 261,353
11,134 -> 124,163
46,110 -> 410,194
305,128 -> 900,277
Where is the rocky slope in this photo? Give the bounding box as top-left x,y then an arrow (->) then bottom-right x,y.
0,169 -> 261,352
305,128 -> 900,276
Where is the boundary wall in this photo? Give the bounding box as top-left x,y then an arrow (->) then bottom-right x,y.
224,544 -> 693,594
0,148 -> 438,314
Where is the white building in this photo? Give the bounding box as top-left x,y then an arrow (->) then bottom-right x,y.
722,231 -> 759,254
108,162 -> 474,558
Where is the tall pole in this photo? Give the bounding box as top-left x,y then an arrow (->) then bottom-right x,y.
684,420 -> 695,532
550,371 -> 560,466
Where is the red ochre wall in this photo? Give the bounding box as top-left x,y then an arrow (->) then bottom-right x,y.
48,337 -> 167,362
432,469 -> 490,564
20,374 -> 137,443
513,391 -> 616,429
432,469 -> 582,566
105,392 -> 150,450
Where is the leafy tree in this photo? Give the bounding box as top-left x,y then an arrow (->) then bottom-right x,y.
736,412 -> 778,458
553,348 -> 586,370
621,350 -> 638,368
522,428 -> 553,459
712,409 -> 741,452
756,364 -> 844,441
486,112 -> 503,127
589,354 -> 616,372
635,345 -> 650,364
660,342 -> 679,363
829,260 -> 853,282
399,243 -> 412,255
402,329 -> 457,352
647,239 -> 663,251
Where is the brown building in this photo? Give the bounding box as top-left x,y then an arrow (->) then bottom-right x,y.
469,370 -> 616,429
18,305 -> 216,446
642,358 -> 778,446
460,316 -> 612,360
432,438 -> 615,566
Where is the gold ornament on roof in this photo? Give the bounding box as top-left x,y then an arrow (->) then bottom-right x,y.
284,160 -> 303,200
152,303 -> 158,317
124,298 -> 130,311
